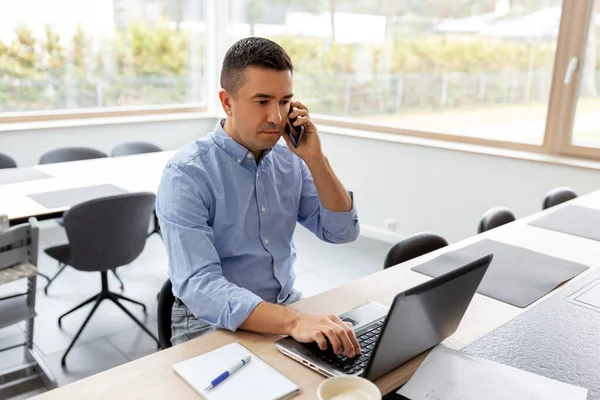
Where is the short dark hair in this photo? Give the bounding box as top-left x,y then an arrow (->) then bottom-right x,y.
220,37 -> 293,96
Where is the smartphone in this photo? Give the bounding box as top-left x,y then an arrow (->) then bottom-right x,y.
285,106 -> 305,148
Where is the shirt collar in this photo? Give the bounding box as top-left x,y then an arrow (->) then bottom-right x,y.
210,119 -> 273,166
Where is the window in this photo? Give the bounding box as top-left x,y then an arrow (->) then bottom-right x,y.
571,2 -> 600,148
0,0 -> 206,115
3,0 -> 600,161
228,0 -> 562,145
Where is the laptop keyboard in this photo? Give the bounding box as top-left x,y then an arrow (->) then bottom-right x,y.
310,319 -> 384,374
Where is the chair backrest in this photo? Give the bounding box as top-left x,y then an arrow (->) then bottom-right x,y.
62,192 -> 156,272
543,187 -> 577,210
111,142 -> 163,157
0,153 -> 17,169
39,147 -> 108,165
0,218 -> 39,270
383,232 -> 448,269
478,206 -> 516,234
157,278 -> 174,350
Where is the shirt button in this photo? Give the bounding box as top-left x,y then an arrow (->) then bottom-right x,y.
237,158 -> 241,163
261,206 -> 266,212
264,238 -> 269,245
247,153 -> 252,158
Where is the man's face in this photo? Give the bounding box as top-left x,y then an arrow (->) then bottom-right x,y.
220,66 -> 293,155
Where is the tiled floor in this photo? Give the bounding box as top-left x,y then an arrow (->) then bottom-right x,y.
0,221 -> 390,398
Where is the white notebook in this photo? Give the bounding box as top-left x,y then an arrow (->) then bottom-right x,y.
173,342 -> 301,400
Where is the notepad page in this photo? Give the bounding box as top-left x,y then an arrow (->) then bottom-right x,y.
173,342 -> 300,400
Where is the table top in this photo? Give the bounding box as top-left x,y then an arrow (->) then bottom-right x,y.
0,151 -> 175,223
30,189 -> 600,399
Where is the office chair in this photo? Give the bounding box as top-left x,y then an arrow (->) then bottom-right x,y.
39,147 -> 108,165
111,142 -> 163,157
157,278 -> 175,350
383,232 -> 448,269
543,187 -> 577,210
43,192 -> 159,365
478,207 -> 516,233
0,153 -> 17,169
38,147 -> 127,292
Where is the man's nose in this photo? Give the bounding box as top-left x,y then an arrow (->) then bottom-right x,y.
267,104 -> 283,125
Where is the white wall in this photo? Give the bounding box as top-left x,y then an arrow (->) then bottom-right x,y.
3,116 -> 599,244
0,116 -> 218,167
318,128 -> 600,243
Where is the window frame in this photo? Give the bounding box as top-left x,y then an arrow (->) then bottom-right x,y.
543,0 -> 598,159
0,104 -> 207,124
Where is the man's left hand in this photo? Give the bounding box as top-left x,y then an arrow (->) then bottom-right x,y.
282,101 -> 324,164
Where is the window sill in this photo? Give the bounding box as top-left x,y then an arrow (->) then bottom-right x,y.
317,123 -> 600,172
0,112 -> 214,132
3,110 -> 599,173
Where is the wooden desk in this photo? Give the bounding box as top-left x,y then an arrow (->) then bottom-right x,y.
0,151 -> 175,224
29,189 -> 600,399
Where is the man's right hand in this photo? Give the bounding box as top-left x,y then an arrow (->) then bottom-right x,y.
288,313 -> 361,358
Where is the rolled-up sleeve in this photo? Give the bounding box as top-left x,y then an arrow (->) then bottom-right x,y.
296,160 -> 360,243
156,163 -> 263,331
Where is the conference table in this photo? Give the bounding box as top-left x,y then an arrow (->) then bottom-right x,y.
1,154 -> 599,398
0,151 -> 175,225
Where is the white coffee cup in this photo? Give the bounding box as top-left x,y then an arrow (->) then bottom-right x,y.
317,376 -> 382,400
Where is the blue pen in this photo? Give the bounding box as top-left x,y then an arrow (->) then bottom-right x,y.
204,356 -> 252,391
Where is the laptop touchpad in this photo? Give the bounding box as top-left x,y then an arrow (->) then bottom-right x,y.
338,302 -> 389,331
340,317 -> 358,327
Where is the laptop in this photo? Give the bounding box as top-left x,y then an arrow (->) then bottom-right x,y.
275,253 -> 492,381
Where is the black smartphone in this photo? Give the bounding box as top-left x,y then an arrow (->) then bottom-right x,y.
285,106 -> 305,148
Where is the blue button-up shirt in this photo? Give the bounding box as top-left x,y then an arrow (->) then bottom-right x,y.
156,120 -> 360,332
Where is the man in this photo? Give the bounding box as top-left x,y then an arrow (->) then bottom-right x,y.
156,37 -> 361,358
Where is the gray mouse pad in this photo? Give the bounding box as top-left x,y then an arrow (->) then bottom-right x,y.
411,239 -> 588,308
28,184 -> 128,209
0,168 -> 52,185
530,205 -> 600,242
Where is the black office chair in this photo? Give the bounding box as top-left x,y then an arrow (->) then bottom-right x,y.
157,279 -> 175,350
43,192 -> 159,366
383,232 -> 448,269
39,147 -> 108,165
478,207 -> 516,233
0,152 -> 17,169
38,147 -> 127,292
543,187 -> 577,210
111,142 -> 163,157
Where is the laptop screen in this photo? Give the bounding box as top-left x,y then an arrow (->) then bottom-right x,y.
362,254 -> 492,380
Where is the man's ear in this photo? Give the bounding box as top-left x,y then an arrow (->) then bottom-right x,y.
219,89 -> 234,116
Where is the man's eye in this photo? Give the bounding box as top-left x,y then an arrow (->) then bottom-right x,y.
258,100 -> 268,105
281,100 -> 290,105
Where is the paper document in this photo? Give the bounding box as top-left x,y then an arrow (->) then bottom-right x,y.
173,342 -> 300,400
398,345 -> 588,400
